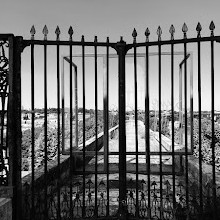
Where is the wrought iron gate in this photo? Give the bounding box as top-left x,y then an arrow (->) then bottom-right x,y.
1,22 -> 220,220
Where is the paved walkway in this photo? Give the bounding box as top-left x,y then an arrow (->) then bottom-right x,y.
89,119 -> 181,165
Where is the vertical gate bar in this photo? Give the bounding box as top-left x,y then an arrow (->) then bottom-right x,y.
61,58 -> 65,153
103,37 -> 110,216
211,38 -> 217,218
190,55 -> 193,153
145,42 -> 151,219
69,41 -> 73,220
179,67 -> 183,146
116,38 -> 127,217
197,36 -> 203,214
133,33 -> 139,217
158,42 -> 163,218
56,42 -> 61,220
74,66 -> 78,164
184,41 -> 189,210
9,36 -> 22,220
43,41 -> 48,220
82,36 -> 86,217
94,36 -> 98,217
30,40 -> 35,219
171,41 -> 176,209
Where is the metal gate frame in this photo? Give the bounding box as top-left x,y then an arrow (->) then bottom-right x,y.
1,21 -> 220,219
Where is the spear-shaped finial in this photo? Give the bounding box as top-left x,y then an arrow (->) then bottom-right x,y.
169,25 -> 175,40
182,23 -> 188,39
106,37 -> 109,43
209,21 -> 215,37
145,28 -> 150,42
55,26 -> 61,41
196,22 -> 202,38
132,28 -> 137,43
81,35 -> 85,42
30,25 -> 36,40
94,36 -> 98,43
68,26 -> 73,41
157,26 -> 162,41
42,25 -> 48,40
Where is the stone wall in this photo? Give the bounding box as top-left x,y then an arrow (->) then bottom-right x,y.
0,198 -> 12,220
21,125 -> 119,218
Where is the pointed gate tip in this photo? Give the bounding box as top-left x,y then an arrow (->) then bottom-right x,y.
209,21 -> 215,36
55,26 -> 61,40
145,28 -> 150,36
42,25 -> 48,40
196,22 -> 202,37
209,21 -> 215,30
132,28 -> 137,37
68,26 -> 73,40
157,26 -> 162,40
182,23 -> 188,32
169,24 -> 175,40
30,25 -> 36,40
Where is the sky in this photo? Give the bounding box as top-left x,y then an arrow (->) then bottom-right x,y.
1,0 -> 220,111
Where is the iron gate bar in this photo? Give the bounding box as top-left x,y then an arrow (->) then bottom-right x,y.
30,37 -> 35,219
183,27 -> 189,211
116,37 -> 127,218
56,27 -> 61,220
94,36 -> 98,218
12,36 -> 23,220
144,29 -> 151,219
69,30 -> 73,220
43,29 -> 48,220
103,37 -> 110,216
132,29 -> 139,217
82,35 -> 86,218
170,30 -> 176,210
157,27 -> 163,219
210,32 -> 217,219
106,37 -> 110,216
61,57 -> 65,153
197,24 -> 203,215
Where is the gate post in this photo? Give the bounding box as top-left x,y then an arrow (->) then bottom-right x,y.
115,37 -> 127,218
7,36 -> 23,220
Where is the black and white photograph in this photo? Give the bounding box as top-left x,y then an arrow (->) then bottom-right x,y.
1,1 -> 220,219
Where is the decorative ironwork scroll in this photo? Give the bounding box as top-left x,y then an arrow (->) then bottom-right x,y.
0,39 -> 9,186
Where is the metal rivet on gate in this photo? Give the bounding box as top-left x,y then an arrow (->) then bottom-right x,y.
156,26 -> 162,41
30,25 -> 36,40
55,26 -> 61,41
196,22 -> 202,38
145,28 -> 150,42
209,21 -> 215,37
182,23 -> 188,39
42,25 -> 48,40
68,26 -> 73,41
169,24 -> 175,40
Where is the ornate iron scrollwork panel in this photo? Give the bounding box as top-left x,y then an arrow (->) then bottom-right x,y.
0,39 -> 9,186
